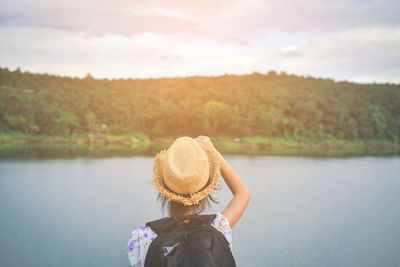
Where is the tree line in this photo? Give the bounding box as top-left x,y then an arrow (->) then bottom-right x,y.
0,67 -> 399,142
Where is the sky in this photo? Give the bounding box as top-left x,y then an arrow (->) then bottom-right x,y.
1,0 -> 399,83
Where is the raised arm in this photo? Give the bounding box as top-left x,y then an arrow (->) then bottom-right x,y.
195,136 -> 250,228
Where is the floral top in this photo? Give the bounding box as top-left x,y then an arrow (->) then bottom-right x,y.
127,212 -> 232,267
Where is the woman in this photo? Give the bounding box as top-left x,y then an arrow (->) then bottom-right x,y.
127,135 -> 250,266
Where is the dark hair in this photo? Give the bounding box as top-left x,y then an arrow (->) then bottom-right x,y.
157,184 -> 221,217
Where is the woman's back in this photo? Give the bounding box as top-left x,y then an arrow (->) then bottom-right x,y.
127,212 -> 232,267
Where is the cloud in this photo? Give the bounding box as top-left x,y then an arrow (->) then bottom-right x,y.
0,0 -> 399,82
279,45 -> 305,57
3,0 -> 397,38
268,26 -> 400,82
0,0 -> 232,38
280,0 -> 399,33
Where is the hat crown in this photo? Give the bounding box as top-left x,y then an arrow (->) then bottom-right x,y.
153,136 -> 220,205
163,137 -> 210,194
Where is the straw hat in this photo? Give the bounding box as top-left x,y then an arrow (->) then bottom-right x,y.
153,136 -> 220,206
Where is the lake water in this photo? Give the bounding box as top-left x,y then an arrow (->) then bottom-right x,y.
1,155 -> 400,267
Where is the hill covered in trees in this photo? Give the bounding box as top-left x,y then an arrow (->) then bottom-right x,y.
0,67 -> 399,142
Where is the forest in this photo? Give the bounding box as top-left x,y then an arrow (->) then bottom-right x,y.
0,67 -> 399,142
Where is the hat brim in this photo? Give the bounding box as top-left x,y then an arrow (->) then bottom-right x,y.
153,143 -> 220,206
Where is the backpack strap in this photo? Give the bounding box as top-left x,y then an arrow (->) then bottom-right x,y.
200,214 -> 217,225
145,217 -> 171,234
146,214 -> 217,235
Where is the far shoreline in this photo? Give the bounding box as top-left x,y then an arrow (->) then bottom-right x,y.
0,133 -> 399,158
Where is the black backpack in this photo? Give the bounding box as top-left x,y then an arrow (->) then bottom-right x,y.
144,214 -> 236,267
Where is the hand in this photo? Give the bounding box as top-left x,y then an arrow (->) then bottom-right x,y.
194,135 -> 218,154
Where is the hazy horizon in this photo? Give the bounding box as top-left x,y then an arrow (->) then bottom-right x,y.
3,65 -> 400,85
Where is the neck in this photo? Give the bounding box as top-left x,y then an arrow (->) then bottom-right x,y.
170,203 -> 198,218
